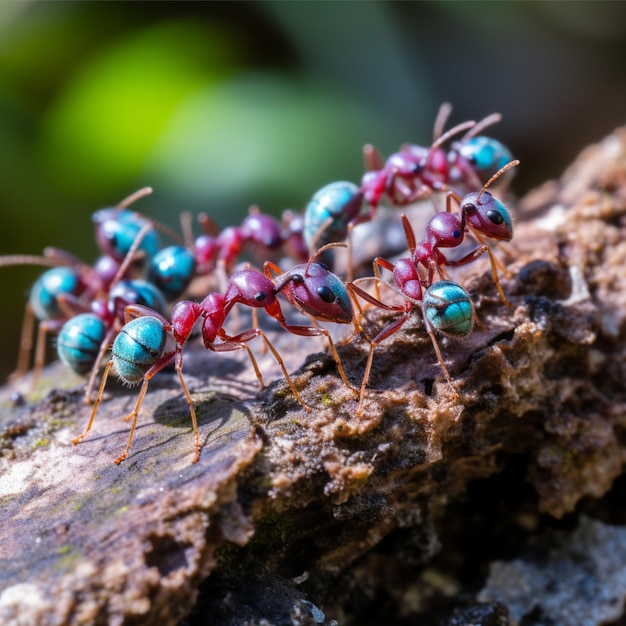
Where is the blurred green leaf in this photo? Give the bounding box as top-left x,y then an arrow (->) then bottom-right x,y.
144,73 -> 395,220
40,20 -> 240,193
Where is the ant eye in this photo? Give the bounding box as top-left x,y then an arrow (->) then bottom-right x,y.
254,291 -> 266,302
317,285 -> 336,303
453,230 -> 462,240
486,209 -> 505,225
292,274 -> 304,285
463,202 -> 477,214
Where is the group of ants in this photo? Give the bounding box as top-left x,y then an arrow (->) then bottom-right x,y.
2,103 -> 519,465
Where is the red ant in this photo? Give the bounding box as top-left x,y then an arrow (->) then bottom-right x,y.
361,103 -> 510,212
374,160 -> 519,307
73,244 -> 360,464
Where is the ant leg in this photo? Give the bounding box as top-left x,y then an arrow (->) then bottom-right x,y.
445,245 -> 512,307
114,351 -> 178,464
174,351 -> 200,464
363,144 -> 385,171
73,360 -> 114,445
11,303 -> 35,381
356,308 -> 412,417
279,323 -> 358,395
222,328 -> 312,411
31,321 -> 53,391
83,326 -> 117,405
208,339 -> 266,390
471,229 -> 513,277
114,376 -> 152,465
372,256 -> 395,301
421,312 -> 458,396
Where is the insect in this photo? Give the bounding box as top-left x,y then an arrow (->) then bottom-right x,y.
359,103 -> 478,212
152,206 -> 309,301
92,187 -> 160,264
397,160 -> 519,306
1,187 -> 168,385
73,247 -> 359,464
1,248 -> 115,387
263,242 -> 365,394
56,275 -> 166,404
350,273 -> 476,416
301,105 -> 513,273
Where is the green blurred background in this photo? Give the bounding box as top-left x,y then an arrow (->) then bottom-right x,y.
1,1 -> 626,382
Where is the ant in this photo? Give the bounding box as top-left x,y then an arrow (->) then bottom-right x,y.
92,187 -> 160,264
73,244 -> 360,464
361,102 -> 513,212
0,188 -> 161,388
383,160 -> 519,307
350,272 -> 476,416
148,205 -> 309,302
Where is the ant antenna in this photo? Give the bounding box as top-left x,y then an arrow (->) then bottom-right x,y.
477,159 -> 520,202
305,241 -> 348,274
0,254 -> 64,268
460,112 -> 502,142
115,186 -> 153,210
432,102 -> 453,142
430,119 -> 476,151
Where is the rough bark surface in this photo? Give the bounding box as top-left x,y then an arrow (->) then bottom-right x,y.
1,128 -> 626,626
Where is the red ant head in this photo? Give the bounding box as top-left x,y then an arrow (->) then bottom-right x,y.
425,211 -> 465,249
280,262 -> 353,324
460,191 -> 513,241
224,270 -> 279,311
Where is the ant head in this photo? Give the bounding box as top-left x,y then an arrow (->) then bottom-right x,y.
281,262 -> 353,324
460,160 -> 518,241
460,192 -> 513,241
461,191 -> 513,241
224,270 -> 278,309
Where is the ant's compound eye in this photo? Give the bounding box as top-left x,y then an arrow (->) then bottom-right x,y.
453,230 -> 462,240
292,274 -> 305,285
463,202 -> 477,214
317,285 -> 336,303
486,210 -> 505,225
254,291 -> 267,302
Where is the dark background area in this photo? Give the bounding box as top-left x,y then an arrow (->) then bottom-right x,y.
2,1 -> 626,382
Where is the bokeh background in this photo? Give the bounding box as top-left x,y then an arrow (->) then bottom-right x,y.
1,1 -> 626,382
